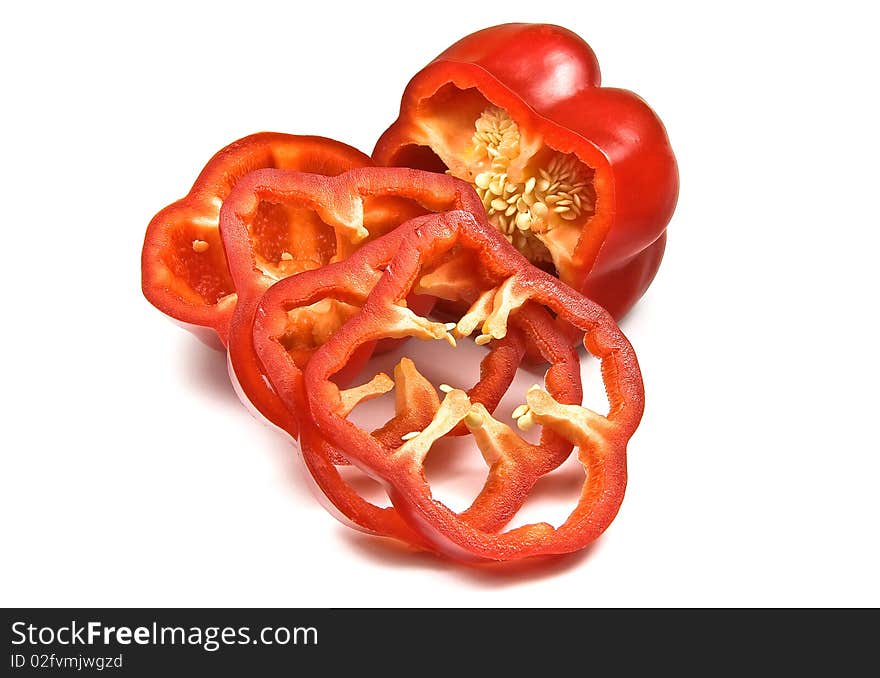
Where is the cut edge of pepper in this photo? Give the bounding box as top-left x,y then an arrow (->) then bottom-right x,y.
375,75 -> 616,291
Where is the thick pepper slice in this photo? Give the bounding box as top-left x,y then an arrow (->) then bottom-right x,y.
222,166 -> 487,434
249,220 -> 582,547
141,133 -> 370,348
373,23 -> 679,319
302,210 -> 644,562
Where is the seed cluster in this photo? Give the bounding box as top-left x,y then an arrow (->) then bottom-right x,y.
465,107 -> 595,265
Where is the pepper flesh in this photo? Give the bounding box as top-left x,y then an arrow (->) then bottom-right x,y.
247,214 -> 582,544
222,166 -> 490,435
302,210 -> 644,562
373,22 -> 679,319
141,133 -> 372,347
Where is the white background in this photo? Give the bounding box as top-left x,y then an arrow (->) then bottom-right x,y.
2,1 -> 878,607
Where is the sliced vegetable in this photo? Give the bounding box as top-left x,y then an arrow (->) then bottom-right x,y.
222,166 -> 487,434
248,214 -> 581,544
374,23 -> 679,319
301,210 -> 644,561
141,133 -> 370,347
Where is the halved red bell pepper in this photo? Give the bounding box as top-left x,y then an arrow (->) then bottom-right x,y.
373,23 -> 679,319
141,132 -> 371,348
301,210 -> 645,562
222,166 -> 489,435
248,217 -> 582,545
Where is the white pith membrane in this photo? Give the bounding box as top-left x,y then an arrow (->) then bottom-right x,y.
333,281 -> 618,528
280,298 -> 361,355
422,104 -> 596,275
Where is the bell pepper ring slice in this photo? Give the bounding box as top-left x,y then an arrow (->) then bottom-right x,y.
222,166 -> 488,436
141,133 -> 373,347
303,210 -> 644,562
373,22 -> 679,320
249,222 -> 581,546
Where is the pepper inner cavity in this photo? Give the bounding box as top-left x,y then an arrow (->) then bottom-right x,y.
422,100 -> 596,272
250,201 -> 339,280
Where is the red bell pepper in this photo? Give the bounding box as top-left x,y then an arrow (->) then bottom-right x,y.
248,217 -> 582,545
222,166 -> 489,435
373,23 -> 679,319
141,133 -> 371,348
301,210 -> 644,562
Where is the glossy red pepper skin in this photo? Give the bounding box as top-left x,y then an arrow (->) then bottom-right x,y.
248,220 -> 580,545
302,210 -> 644,562
141,133 -> 370,348
222,166 -> 489,435
373,23 -> 679,320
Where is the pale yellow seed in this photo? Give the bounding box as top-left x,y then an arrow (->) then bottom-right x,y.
445,333 -> 457,348
280,251 -> 293,261
401,431 -> 420,441
524,176 -> 536,194
475,334 -> 492,345
192,239 -> 209,253
491,198 -> 508,212
511,404 -> 530,419
444,322 -> 458,331
464,410 -> 484,428
439,384 -> 453,393
532,202 -> 548,218
515,212 -> 531,230
474,173 -> 492,190
516,411 -> 536,431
